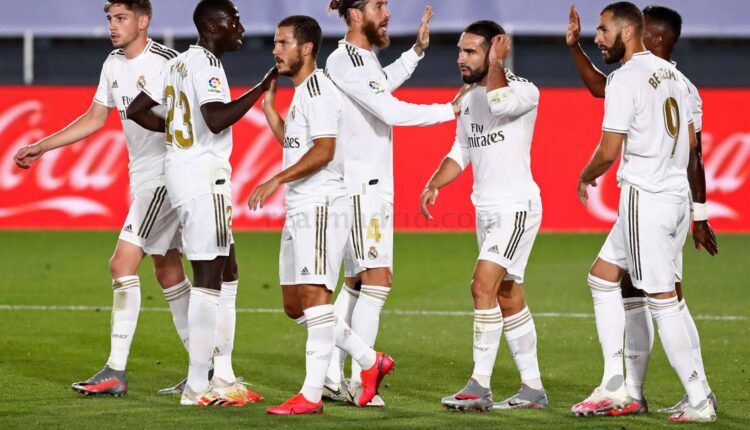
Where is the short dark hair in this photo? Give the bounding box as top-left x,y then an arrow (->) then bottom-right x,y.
193,0 -> 234,33
278,15 -> 323,57
104,0 -> 152,19
463,20 -> 505,45
601,2 -> 644,34
643,5 -> 682,40
328,0 -> 369,24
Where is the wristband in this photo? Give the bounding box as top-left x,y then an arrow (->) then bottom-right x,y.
692,202 -> 708,221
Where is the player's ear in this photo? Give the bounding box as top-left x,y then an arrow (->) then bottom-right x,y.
137,14 -> 150,32
302,41 -> 313,57
348,8 -> 362,26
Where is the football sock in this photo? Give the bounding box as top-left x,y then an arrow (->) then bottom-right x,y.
106,276 -> 141,371
186,287 -> 219,394
327,284 -> 359,384
350,284 -> 389,383
334,314 -> 376,376
648,296 -> 707,407
300,305 -> 335,403
295,315 -> 307,327
624,297 -> 653,401
213,280 -> 238,383
504,306 -> 543,390
680,299 -> 712,395
471,305 -> 503,389
588,274 -> 626,387
161,278 -> 191,351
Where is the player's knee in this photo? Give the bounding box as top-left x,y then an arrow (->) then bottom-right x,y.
154,266 -> 185,289
108,254 -> 134,279
283,301 -> 303,320
470,276 -> 496,301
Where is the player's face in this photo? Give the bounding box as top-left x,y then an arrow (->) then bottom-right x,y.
215,4 -> 245,52
457,33 -> 489,84
106,5 -> 140,48
273,26 -> 304,77
361,0 -> 391,49
595,12 -> 626,64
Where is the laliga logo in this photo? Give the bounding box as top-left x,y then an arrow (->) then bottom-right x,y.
0,101 -> 127,219
587,131 -> 750,222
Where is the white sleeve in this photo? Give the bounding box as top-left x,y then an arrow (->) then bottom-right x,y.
194,65 -> 229,106
602,79 -> 635,133
307,93 -> 341,139
93,61 -> 115,108
486,80 -> 539,118
142,64 -> 167,105
687,83 -> 703,132
382,47 -> 423,91
445,116 -> 470,170
338,67 -> 454,126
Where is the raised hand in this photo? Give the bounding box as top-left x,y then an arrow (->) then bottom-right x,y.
451,84 -> 472,116
489,34 -> 511,64
692,220 -> 719,255
262,79 -> 277,111
566,4 -> 582,47
413,5 -> 433,56
261,66 -> 279,91
13,143 -> 44,169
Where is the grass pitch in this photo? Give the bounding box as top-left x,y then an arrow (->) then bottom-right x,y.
0,231 -> 748,429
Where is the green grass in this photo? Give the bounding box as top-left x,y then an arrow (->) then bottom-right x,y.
0,231 -> 748,429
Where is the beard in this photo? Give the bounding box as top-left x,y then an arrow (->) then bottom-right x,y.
460,64 -> 488,84
602,32 -> 626,64
363,18 -> 390,49
277,53 -> 304,77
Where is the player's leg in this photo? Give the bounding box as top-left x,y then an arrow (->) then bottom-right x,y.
153,249 -> 190,351
619,275 -> 652,414
71,239 -> 145,396
348,195 -> 393,392
178,194 -> 241,406
493,281 -> 548,410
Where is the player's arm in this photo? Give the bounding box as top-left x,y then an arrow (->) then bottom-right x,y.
383,5 -> 432,91
261,80 -> 284,144
126,92 -> 164,132
201,67 -> 278,134
336,67 -> 465,126
248,137 -> 335,210
687,125 -> 718,255
14,101 -> 111,169
566,4 -> 607,98
421,124 -> 469,219
577,131 -> 623,206
485,35 -> 539,118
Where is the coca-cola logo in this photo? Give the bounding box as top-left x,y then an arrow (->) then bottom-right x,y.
586,131 -> 750,222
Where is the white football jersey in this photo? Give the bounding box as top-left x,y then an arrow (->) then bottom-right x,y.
603,51 -> 694,197
94,39 -> 177,195
675,63 -> 703,132
143,45 -> 233,207
325,40 -> 455,203
282,70 -> 347,212
446,71 -> 541,213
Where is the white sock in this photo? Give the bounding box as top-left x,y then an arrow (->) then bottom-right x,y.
327,284 -> 358,384
471,305 -> 503,388
162,278 -> 191,351
648,296 -> 707,407
350,284 -> 389,383
295,315 -> 307,327
107,276 -> 141,371
504,306 -> 542,390
334,315 -> 376,374
623,297 -> 653,401
300,304 -> 335,403
680,299 -> 712,395
588,274 -> 625,387
186,287 -> 220,393
213,280 -> 238,382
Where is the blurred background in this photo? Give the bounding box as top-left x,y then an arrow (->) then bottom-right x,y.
1,0 -> 749,232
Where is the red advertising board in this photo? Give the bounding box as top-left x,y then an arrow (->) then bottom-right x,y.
1,86 -> 748,231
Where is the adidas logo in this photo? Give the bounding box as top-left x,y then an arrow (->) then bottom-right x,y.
123,224 -> 133,233
688,370 -> 699,382
112,80 -> 119,89
487,245 -> 500,254
301,267 -> 310,276
464,106 -> 470,115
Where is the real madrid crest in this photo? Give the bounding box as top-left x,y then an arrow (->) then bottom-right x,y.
368,246 -> 378,260
137,75 -> 147,90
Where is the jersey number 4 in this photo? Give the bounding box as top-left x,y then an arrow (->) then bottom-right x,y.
165,85 -> 195,149
663,97 -> 680,157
